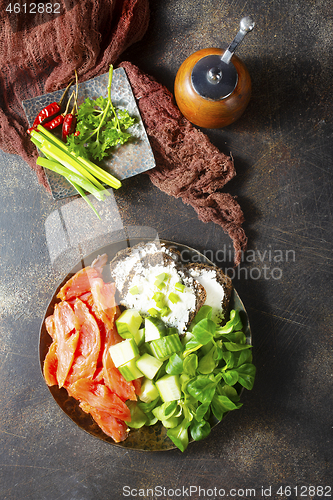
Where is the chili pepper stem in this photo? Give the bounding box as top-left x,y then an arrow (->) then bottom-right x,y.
58,78 -> 75,106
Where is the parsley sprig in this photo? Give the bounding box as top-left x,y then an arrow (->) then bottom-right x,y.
66,65 -> 135,161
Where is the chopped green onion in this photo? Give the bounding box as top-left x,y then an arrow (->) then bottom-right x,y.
154,273 -> 168,287
152,292 -> 165,308
129,285 -> 140,295
168,292 -> 180,304
175,282 -> 186,293
147,307 -> 160,318
160,305 -> 171,317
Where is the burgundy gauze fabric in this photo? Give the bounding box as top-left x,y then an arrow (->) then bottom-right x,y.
0,1 -> 247,265
120,62 -> 247,266
0,0 -> 150,188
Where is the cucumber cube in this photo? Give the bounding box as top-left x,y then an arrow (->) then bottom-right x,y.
136,353 -> 163,380
144,316 -> 167,342
118,358 -> 143,381
109,338 -> 139,368
116,309 -> 142,339
156,374 -> 181,402
167,327 -> 179,336
139,378 -> 159,403
133,327 -> 145,347
149,334 -> 182,359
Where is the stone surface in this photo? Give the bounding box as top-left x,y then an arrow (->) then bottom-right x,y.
22,68 -> 156,198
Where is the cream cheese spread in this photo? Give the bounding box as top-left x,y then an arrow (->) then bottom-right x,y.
111,243 -> 197,333
111,242 -> 161,293
188,268 -> 225,323
121,263 -> 196,333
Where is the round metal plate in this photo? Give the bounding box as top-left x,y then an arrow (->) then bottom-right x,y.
39,239 -> 251,451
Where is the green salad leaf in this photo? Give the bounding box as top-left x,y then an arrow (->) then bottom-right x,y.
120,307 -> 256,452
183,353 -> 198,376
187,375 -> 218,404
165,353 -> 184,375
190,418 -> 211,441
192,318 -> 216,345
167,420 -> 190,452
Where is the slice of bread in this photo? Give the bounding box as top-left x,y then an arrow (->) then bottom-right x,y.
109,241 -> 233,331
110,241 -> 206,333
185,262 -> 233,325
109,241 -> 164,295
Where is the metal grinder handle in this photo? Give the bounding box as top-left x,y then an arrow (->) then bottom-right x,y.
221,17 -> 255,65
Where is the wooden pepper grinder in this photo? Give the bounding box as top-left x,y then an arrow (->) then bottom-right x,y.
174,17 -> 255,128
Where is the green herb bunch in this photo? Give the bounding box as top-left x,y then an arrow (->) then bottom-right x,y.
67,66 -> 135,161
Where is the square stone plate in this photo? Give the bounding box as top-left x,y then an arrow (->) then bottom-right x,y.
22,67 -> 156,200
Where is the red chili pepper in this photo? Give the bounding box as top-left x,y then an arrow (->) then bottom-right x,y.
62,70 -> 79,141
27,79 -> 74,134
42,114 -> 65,130
41,90 -> 75,132
62,112 -> 77,141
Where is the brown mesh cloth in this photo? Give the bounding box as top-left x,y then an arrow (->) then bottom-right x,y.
120,62 -> 247,266
0,0 -> 150,188
0,1 -> 247,265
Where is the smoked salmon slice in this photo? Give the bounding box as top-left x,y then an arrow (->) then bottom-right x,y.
43,259 -> 137,444
53,301 -> 79,388
91,279 -> 117,330
57,266 -> 101,301
45,315 -> 56,340
67,378 -> 131,421
43,341 -> 58,386
65,299 -> 101,385
80,402 -> 129,443
132,378 -> 142,397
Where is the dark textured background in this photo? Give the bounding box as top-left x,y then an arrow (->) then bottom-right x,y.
0,1 -> 332,498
